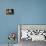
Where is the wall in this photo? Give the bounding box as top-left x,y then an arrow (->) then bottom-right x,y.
0,0 -> 46,44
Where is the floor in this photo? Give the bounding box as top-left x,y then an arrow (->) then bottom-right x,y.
0,40 -> 46,46
19,40 -> 46,46
0,44 -> 18,46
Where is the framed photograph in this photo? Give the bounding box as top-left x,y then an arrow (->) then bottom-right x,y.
6,8 -> 14,15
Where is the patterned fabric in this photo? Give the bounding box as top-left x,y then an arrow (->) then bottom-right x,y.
21,29 -> 46,40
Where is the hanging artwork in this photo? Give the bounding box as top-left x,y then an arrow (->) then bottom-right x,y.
6,9 -> 14,15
